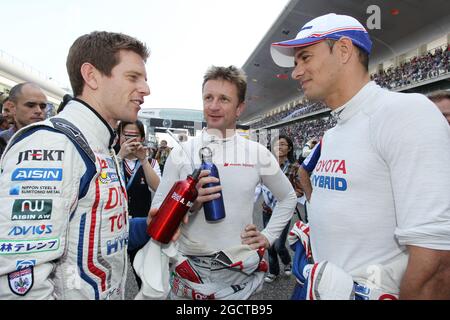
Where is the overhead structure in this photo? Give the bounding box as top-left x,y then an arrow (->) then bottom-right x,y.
0,50 -> 70,106
138,108 -> 248,138
240,0 -> 450,122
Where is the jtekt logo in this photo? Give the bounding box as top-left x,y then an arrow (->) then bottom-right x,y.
11,199 -> 53,220
17,149 -> 64,165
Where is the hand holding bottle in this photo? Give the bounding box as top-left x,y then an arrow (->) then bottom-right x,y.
147,169 -> 201,244
189,170 -> 222,213
146,207 -> 187,242
198,147 -> 226,221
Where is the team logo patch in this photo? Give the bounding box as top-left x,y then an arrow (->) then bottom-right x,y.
8,267 -> 34,296
16,260 -> 36,270
11,199 -> 53,220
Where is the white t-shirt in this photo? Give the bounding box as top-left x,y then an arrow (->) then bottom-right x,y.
152,130 -> 297,255
309,82 -> 450,293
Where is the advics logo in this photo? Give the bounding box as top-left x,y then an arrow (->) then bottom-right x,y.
8,225 -> 53,236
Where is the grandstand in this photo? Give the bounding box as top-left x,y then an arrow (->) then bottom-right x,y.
137,108 -> 205,146
239,0 -> 450,157
138,107 -> 249,146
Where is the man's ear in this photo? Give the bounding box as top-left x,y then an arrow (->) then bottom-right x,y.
80,62 -> 100,91
236,101 -> 246,118
3,100 -> 13,109
336,37 -> 354,64
6,101 -> 16,116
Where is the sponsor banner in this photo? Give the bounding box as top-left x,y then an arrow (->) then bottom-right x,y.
11,199 -> 52,221
0,238 -> 60,255
12,168 -> 62,181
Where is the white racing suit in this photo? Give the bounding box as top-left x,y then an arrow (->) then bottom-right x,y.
0,99 -> 148,299
288,221 -> 399,300
169,244 -> 268,300
133,241 -> 268,300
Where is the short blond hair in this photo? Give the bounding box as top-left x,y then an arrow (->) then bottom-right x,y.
202,65 -> 247,104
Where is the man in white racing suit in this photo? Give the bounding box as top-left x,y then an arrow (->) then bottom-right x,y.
151,66 -> 297,299
0,31 -> 152,299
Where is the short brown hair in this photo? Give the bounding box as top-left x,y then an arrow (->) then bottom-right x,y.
202,65 -> 247,104
428,90 -> 450,102
66,31 -> 149,96
8,82 -> 40,103
325,39 -> 369,71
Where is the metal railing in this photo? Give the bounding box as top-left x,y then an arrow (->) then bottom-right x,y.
0,48 -> 65,87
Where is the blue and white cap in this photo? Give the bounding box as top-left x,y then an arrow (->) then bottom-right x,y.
271,13 -> 372,67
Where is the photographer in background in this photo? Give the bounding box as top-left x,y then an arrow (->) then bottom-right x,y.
116,119 -> 161,288
155,139 -> 172,174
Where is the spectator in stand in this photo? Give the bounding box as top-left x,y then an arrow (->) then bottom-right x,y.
428,90 -> 450,125
251,101 -> 329,129
372,44 -> 449,90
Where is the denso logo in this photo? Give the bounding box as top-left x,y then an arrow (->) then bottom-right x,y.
12,168 -> 62,181
17,149 -> 64,165
8,225 -> 52,236
105,186 -> 125,210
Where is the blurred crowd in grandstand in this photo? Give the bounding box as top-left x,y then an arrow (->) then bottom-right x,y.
251,101 -> 329,129
371,44 -> 450,90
